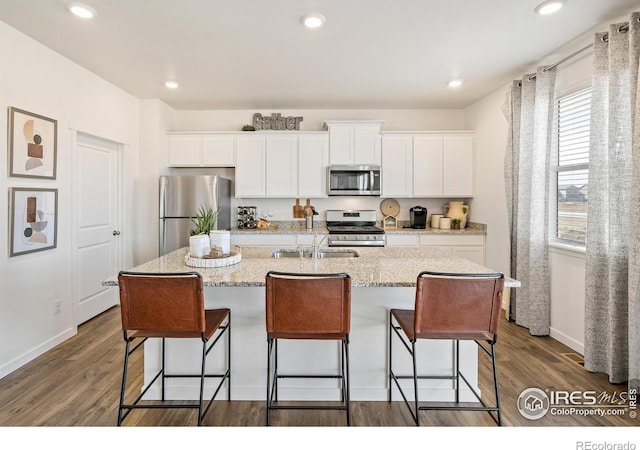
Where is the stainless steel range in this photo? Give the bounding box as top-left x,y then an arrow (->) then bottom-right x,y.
326,210 -> 386,247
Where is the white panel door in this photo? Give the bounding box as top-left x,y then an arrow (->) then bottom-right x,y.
74,133 -> 120,325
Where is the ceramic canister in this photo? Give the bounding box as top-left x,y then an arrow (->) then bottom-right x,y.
209,230 -> 231,255
431,214 -> 444,228
189,235 -> 211,258
439,217 -> 451,230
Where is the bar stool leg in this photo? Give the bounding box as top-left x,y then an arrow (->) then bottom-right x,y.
455,340 -> 460,404
412,340 -> 419,426
117,339 -> 131,426
344,338 -> 351,426
161,338 -> 166,401
197,339 -> 207,426
491,343 -> 502,426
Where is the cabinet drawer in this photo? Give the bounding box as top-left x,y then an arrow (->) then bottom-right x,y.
419,234 -> 484,246
386,234 -> 420,247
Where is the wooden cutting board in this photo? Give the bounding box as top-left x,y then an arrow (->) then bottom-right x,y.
293,199 -> 303,218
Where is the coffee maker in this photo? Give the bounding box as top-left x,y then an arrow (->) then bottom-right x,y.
409,206 -> 428,229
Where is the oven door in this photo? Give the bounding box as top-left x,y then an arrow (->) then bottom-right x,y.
327,165 -> 381,196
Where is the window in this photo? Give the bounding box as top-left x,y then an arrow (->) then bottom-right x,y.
551,88 -> 591,244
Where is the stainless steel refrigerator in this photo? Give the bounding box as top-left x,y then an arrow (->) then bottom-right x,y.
159,175 -> 232,255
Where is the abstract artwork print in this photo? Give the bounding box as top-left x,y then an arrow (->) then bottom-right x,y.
8,107 -> 57,179
9,188 -> 58,256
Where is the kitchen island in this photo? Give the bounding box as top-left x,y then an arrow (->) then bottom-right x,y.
103,246 -> 518,402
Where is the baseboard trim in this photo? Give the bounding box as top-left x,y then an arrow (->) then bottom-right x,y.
0,326 -> 77,380
550,327 -> 584,355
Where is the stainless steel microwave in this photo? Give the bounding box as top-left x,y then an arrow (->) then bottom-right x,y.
327,165 -> 381,196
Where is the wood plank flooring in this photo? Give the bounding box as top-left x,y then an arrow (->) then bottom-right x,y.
0,305 -> 636,428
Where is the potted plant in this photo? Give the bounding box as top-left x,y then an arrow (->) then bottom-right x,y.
191,205 -> 218,236
451,218 -> 461,230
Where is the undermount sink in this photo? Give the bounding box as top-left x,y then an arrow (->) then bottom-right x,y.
271,248 -> 359,259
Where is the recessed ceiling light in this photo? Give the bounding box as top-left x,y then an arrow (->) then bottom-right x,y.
302,13 -> 325,29
534,0 -> 566,15
448,79 -> 463,88
68,3 -> 96,19
165,81 -> 178,89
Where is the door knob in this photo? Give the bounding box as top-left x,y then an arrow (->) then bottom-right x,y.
113,230 -> 121,236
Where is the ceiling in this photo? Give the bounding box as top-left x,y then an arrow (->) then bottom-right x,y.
0,0 -> 637,110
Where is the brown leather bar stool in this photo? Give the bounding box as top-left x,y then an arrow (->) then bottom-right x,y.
265,271 -> 351,426
388,271 -> 504,426
117,271 -> 231,426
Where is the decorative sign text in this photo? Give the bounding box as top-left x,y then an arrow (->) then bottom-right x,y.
252,113 -> 303,130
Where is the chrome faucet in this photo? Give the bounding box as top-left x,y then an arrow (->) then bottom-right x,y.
312,233 -> 330,260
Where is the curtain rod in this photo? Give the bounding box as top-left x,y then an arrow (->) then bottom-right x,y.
528,21 -> 630,80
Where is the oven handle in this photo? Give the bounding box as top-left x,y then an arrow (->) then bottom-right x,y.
328,240 -> 385,247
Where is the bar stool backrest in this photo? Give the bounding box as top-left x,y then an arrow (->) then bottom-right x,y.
265,272 -> 351,338
414,272 -> 504,339
118,271 -> 206,333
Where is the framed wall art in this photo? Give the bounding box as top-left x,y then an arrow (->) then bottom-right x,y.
8,107 -> 57,179
9,187 -> 58,257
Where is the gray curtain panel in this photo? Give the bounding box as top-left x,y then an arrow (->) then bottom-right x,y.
504,67 -> 556,336
585,13 -> 640,388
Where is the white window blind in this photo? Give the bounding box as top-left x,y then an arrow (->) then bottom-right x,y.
552,88 -> 591,244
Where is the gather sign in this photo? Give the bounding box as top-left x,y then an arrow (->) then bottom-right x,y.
252,113 -> 303,130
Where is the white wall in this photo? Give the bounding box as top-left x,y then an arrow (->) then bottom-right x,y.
0,21 -> 140,378
463,86 -> 511,275
173,109 -> 466,132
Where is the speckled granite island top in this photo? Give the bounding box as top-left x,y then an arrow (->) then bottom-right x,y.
104,246 -> 518,288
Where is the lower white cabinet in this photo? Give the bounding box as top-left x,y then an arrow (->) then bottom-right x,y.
386,233 -> 485,265
230,233 -> 326,248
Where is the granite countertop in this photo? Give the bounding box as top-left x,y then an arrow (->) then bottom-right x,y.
104,246 -> 518,288
231,220 -> 486,235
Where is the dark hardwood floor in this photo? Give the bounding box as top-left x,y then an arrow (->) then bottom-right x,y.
0,305 -> 635,429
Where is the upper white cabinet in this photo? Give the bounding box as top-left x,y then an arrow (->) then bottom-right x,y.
265,135 -> 298,197
168,133 -> 235,167
382,132 -> 474,198
235,132 -> 329,198
298,134 -> 329,197
235,135 -> 266,197
324,120 -> 383,165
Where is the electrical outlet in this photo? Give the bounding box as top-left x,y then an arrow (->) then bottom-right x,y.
53,300 -> 61,315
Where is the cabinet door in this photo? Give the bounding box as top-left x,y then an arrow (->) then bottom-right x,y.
354,125 -> 381,164
381,136 -> 412,197
298,134 -> 328,197
443,136 -> 474,196
413,136 -> 444,196
236,136 -> 266,197
202,135 -> 235,166
386,234 -> 420,247
168,135 -> 201,166
328,126 -> 354,165
266,136 -> 298,197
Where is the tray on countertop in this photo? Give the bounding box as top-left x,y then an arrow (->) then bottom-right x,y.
185,250 -> 242,268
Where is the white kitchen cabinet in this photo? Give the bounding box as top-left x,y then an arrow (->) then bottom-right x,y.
266,135 -> 298,197
235,136 -> 266,197
381,136 -> 413,197
298,134 -> 329,197
381,132 -> 474,198
168,133 -> 235,167
385,233 -> 485,265
443,136 -> 474,197
325,121 -> 383,165
413,136 -> 444,197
